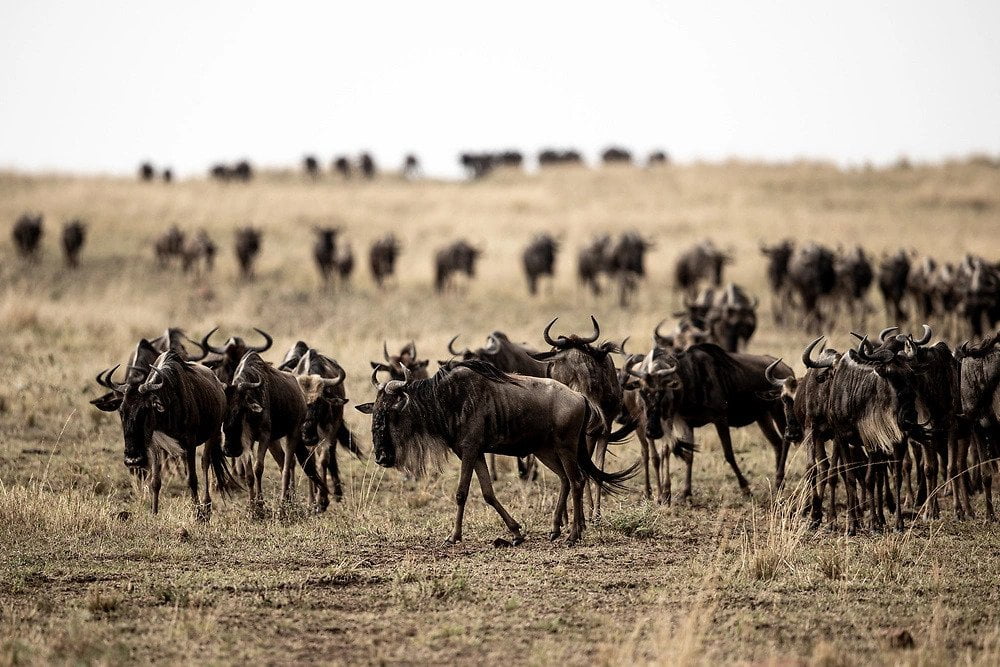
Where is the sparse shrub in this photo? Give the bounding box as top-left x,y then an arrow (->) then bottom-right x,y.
85,591 -> 121,616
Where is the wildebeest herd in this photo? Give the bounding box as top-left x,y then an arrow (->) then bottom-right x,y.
86,302 -> 1000,545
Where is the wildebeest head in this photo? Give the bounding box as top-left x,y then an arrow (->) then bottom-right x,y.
653,319 -> 709,352
373,340 -> 430,381
293,350 -> 348,446
201,327 -> 273,383
625,348 -> 682,440
222,352 -> 270,457
356,365 -> 414,468
116,352 -> 189,468
708,283 -> 759,352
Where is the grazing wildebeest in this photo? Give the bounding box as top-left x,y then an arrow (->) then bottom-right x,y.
601,147 -> 632,164
369,234 -> 400,288
434,240 -> 481,293
222,351 -> 331,511
180,230 -> 216,275
12,213 -> 43,259
94,351 -> 238,519
290,346 -> 364,502
402,154 -> 420,179
674,240 -> 729,298
878,250 -> 911,323
626,343 -> 790,501
61,219 -> 86,268
234,227 -> 262,279
608,232 -> 653,307
647,151 -> 669,166
760,239 -> 795,325
359,152 -> 376,179
375,340 -> 431,381
200,327 -> 274,384
303,155 -> 320,178
448,331 -> 549,480
333,156 -> 351,179
522,234 -> 559,296
704,283 -> 758,352
532,317 -> 623,517
577,235 -> 612,296
356,361 -> 638,545
313,227 -> 341,284
139,162 -> 155,181
786,242 -> 837,332
154,225 -> 186,268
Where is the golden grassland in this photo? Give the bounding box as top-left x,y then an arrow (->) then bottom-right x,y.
1,162 -> 1000,665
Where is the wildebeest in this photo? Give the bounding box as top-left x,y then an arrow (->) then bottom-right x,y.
402,154 -> 420,179
878,250 -> 911,322
375,340 -> 431,381
625,343 -> 790,501
93,351 -> 237,519
760,239 -> 795,324
180,230 -> 216,275
652,319 -> 710,352
538,149 -> 583,166
356,361 -> 637,545
359,152 -> 376,179
647,151 -> 669,166
434,240 -> 481,293
460,152 -> 494,180
162,168 -> 173,183
335,241 -> 354,284
201,327 -> 274,384
601,147 -> 632,165
703,283 -> 758,352
522,234 -> 559,296
233,160 -> 253,181
674,240 -> 729,298
532,317 -> 623,517
139,162 -> 156,181
833,246 -> 874,325
369,234 -> 400,288
962,255 -> 1000,337
234,227 -> 262,279
289,346 -> 364,501
333,156 -> 352,179
577,235 -> 612,296
303,155 -> 319,178
12,213 -> 43,259
313,227 -> 341,284
61,219 -> 86,268
786,242 -> 837,332
222,351 -> 331,510
956,331 -> 1000,520
154,225 -> 186,268
608,232 -> 653,307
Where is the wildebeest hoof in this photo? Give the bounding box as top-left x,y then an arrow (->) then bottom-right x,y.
548,531 -> 561,541
445,535 -> 462,545
493,538 -> 512,548
511,535 -> 525,546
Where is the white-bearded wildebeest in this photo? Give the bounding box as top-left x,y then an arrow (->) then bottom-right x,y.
434,240 -> 481,293
673,240 -> 730,299
355,361 -> 638,545
522,234 -> 559,296
180,230 -> 216,275
702,283 -> 759,353
61,219 -> 86,268
608,232 -> 653,308
200,327 -> 274,384
222,351 -> 331,511
760,239 -> 794,325
360,152 -> 376,179
957,330 -> 1000,521
13,213 -> 43,259
154,225 -> 185,269
313,227 -> 341,285
833,246 -> 874,326
878,250 -> 911,323
787,243 -> 837,333
531,316 -> 624,517
577,235 -> 611,296
333,156 -> 351,179
369,234 -> 400,288
290,346 -> 364,501
448,331 -> 549,480
303,155 -> 320,178
95,351 -> 238,519
625,343 -> 791,503
374,340 -> 431,382
234,227 -> 262,280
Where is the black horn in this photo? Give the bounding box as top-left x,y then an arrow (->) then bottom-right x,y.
201,326 -> 224,354
765,359 -> 787,387
250,328 -> 273,353
802,336 -> 835,369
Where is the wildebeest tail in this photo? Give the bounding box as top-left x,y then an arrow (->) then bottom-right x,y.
336,423 -> 366,460
672,439 -> 698,458
210,440 -> 242,496
578,400 -> 639,494
608,415 -> 637,443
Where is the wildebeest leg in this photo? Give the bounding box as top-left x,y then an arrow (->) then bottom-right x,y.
324,437 -> 343,502
756,416 -> 786,489
473,457 -> 524,544
293,438 -> 329,512
149,448 -> 162,515
446,452 -> 477,544
714,421 -> 750,495
949,434 -> 971,520
184,447 -> 206,522
488,453 -> 498,481
658,437 -> 672,504
640,431 -> 651,500
534,449 -> 569,540
199,442 -> 213,519
892,445 -> 905,532
252,436 -> 270,507
920,442 -> 939,519
592,437 -> 609,520
835,438 -> 859,535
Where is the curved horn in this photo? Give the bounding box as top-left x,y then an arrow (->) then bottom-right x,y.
185,336 -> 209,362
96,368 -> 113,389
620,336 -> 630,355
912,324 -> 932,346
447,335 -> 468,356
140,365 -> 165,393
105,364 -> 128,392
323,366 -> 346,387
626,356 -> 646,379
802,336 -> 834,369
370,365 -> 387,391
383,340 -> 392,362
201,326 -> 224,354
653,319 -> 673,347
383,364 -> 411,395
250,328 -> 273,353
765,359 -> 787,387
878,326 -> 899,342
239,369 -> 262,389
654,358 -> 678,376
580,315 -> 600,344
856,336 -> 893,363
543,318 -> 562,347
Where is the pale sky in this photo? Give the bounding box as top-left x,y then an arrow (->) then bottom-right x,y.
1,1 -> 998,178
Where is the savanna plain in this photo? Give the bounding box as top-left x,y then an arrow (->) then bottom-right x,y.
2,162 -> 1000,665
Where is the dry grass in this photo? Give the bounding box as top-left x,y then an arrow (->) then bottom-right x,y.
2,162 -> 1000,664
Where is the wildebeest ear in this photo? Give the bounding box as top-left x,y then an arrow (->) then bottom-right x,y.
415,359 -> 430,369
755,389 -> 780,402
90,393 -> 122,412
328,397 -> 348,406
355,402 -> 374,414
369,361 -> 382,370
